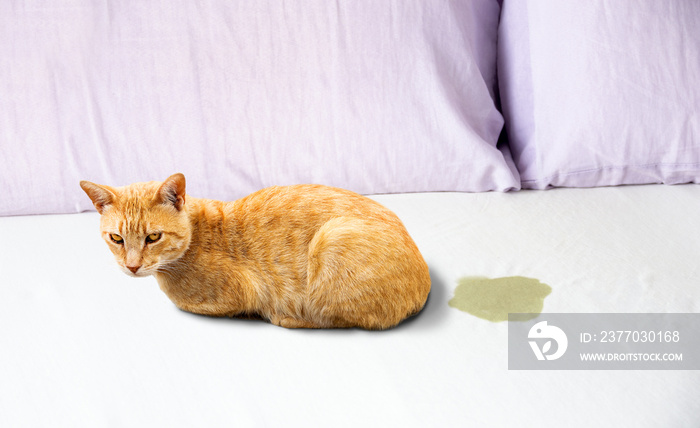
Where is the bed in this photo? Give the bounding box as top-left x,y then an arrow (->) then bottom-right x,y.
2,2 -> 699,427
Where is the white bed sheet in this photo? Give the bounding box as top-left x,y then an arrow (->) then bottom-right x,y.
1,185 -> 699,427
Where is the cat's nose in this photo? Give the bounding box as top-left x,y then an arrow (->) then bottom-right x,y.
127,265 -> 141,274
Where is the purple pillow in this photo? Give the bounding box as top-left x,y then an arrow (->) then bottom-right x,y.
498,1 -> 700,189
0,1 -> 517,216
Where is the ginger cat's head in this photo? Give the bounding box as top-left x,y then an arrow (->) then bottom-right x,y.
80,173 -> 192,277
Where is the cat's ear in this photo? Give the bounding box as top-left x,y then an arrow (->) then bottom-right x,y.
156,173 -> 186,211
80,181 -> 116,214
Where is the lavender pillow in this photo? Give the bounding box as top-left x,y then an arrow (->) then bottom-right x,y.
0,1 -> 517,216
498,1 -> 700,189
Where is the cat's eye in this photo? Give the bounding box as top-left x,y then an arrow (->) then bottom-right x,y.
146,232 -> 162,244
110,234 -> 124,244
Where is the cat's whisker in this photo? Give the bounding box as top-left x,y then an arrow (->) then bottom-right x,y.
155,264 -> 181,276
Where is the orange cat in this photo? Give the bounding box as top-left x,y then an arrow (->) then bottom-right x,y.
80,173 -> 431,329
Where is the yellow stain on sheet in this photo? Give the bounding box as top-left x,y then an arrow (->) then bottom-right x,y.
448,276 -> 552,322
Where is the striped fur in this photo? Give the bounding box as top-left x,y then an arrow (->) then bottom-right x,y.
80,174 -> 430,329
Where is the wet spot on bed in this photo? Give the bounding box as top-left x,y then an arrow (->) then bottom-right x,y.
448,276 -> 551,322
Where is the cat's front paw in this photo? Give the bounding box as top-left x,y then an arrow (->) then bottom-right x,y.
269,315 -> 321,329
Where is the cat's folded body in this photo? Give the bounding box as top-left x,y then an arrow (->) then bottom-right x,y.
80,173 -> 431,329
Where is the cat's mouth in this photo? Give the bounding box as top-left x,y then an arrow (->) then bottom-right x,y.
120,265 -> 155,278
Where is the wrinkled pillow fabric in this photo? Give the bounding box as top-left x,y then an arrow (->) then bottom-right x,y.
498,0 -> 700,189
0,1 -> 516,216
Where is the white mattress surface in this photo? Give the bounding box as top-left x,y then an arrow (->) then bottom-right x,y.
1,185 -> 699,427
